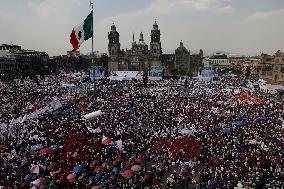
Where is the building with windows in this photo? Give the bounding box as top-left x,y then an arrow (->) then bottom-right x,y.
175,41 -> 190,75
190,50 -> 204,76
257,50 -> 284,84
0,44 -> 49,80
162,42 -> 203,76
108,21 -> 162,73
161,54 -> 175,76
107,21 -> 203,76
209,53 -> 230,69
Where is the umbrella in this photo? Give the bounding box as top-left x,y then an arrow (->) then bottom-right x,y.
39,148 -> 53,154
121,170 -> 134,178
48,180 -> 57,188
135,157 -> 145,164
92,160 -> 100,166
124,162 -> 132,169
52,168 -> 62,176
222,128 -> 231,135
95,173 -> 103,181
47,162 -> 58,171
73,165 -> 84,173
52,111 -> 61,116
144,174 -> 152,180
24,174 -> 33,181
234,120 -> 245,127
19,181 -> 28,188
256,116 -> 268,122
31,145 -> 42,151
102,137 -> 112,145
30,164 -> 46,174
80,107 -> 88,111
112,167 -> 119,174
95,166 -> 106,173
131,165 -> 142,172
32,178 -> 48,186
180,162 -> 194,169
50,145 -> 58,150
67,173 -> 76,180
66,108 -> 73,113
112,160 -> 119,167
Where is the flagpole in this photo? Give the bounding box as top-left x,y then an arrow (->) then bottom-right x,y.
90,0 -> 97,93
90,0 -> 94,67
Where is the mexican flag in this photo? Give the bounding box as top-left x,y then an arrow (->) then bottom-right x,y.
70,11 -> 93,52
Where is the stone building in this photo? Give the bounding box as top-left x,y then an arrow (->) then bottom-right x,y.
0,44 -> 49,80
175,41 -> 190,75
108,21 -> 162,73
209,53 -> 230,69
161,54 -> 175,76
190,49 -> 204,76
162,42 -> 203,76
257,50 -> 284,84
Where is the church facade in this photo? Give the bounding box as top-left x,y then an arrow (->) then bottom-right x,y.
108,21 -> 162,73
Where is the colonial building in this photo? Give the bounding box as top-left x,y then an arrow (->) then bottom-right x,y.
161,54 -> 175,76
209,53 -> 230,69
257,50 -> 284,84
175,41 -> 190,75
0,44 -> 49,80
108,21 -> 162,73
161,42 -> 203,76
190,50 -> 204,76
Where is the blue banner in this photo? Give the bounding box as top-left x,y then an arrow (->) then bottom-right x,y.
150,68 -> 163,77
90,68 -> 105,81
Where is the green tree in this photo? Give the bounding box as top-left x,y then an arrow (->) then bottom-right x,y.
99,53 -> 109,73
171,69 -> 179,76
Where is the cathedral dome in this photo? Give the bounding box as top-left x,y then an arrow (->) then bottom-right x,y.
175,41 -> 188,53
138,41 -> 147,46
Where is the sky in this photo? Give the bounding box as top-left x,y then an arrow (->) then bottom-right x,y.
0,0 -> 284,56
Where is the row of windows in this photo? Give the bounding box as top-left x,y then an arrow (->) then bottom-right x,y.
210,59 -> 229,64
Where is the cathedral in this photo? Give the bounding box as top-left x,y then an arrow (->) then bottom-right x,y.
108,21 -> 162,73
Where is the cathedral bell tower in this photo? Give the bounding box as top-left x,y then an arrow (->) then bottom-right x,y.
149,20 -> 162,69
108,23 -> 120,57
108,23 -> 121,72
150,20 -> 162,55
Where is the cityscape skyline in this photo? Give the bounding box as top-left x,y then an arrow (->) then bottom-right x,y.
0,0 -> 284,56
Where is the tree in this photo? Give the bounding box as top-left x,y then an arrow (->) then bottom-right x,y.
171,69 -> 179,76
99,53 -> 109,72
179,70 -> 187,76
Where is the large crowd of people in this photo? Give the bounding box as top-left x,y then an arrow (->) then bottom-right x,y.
0,74 -> 283,189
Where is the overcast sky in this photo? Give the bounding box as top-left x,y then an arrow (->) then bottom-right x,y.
0,0 -> 284,56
